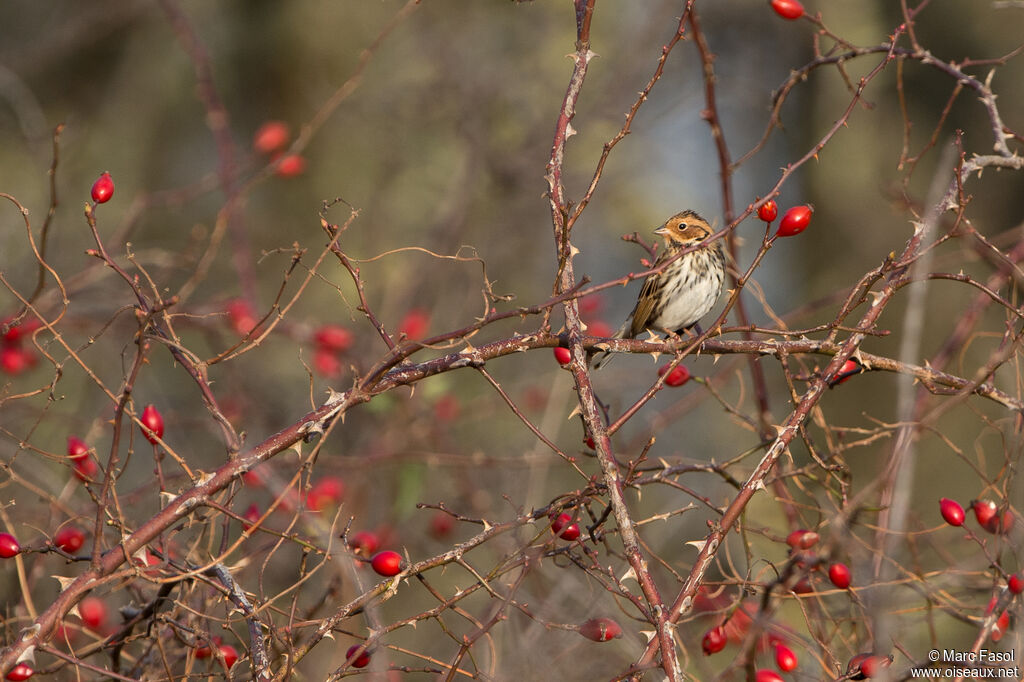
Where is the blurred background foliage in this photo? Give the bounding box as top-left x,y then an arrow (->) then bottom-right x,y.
2,0 -> 1023,678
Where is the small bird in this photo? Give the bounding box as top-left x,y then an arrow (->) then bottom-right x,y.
594,210 -> 725,367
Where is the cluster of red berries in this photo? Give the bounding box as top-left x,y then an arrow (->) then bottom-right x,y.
757,199 -> 814,237
699,528 -> 860,676
253,120 -> 306,177
0,315 -> 39,376
940,497 -> 1020,640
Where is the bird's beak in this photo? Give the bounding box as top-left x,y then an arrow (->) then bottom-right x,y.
653,226 -> 669,236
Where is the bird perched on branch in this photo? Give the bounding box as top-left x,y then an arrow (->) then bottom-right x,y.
593,210 -> 725,368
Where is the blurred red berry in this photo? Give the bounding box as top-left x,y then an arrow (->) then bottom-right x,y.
940,498 -> 965,526
54,526 -> 85,553
397,309 -> 430,340
785,529 -> 819,549
755,670 -> 783,682
658,363 -> 691,387
349,530 -> 380,557
0,347 -> 31,375
578,617 -> 621,642
225,299 -> 259,336
828,562 -> 851,589
370,550 -> 403,576
770,0 -> 804,20
2,315 -> 40,343
78,596 -> 107,630
586,320 -> 613,338
429,512 -> 454,539
68,436 -> 89,460
312,348 -> 342,378
0,532 -> 20,558
140,404 -> 164,444
276,154 -> 306,177
553,347 -> 572,366
579,294 -> 603,316
776,204 -> 814,237
346,644 -> 371,668
1009,573 -> 1024,594
307,476 -> 345,512
971,498 -> 997,527
991,609 -> 1010,641
433,394 -> 460,422
253,120 -> 290,155
219,644 -> 239,669
313,324 -> 353,353
702,625 -> 727,655
757,199 -> 778,222
550,512 -> 581,540
847,653 -> 892,679
828,359 -> 862,387
241,504 -> 261,531
775,642 -> 798,671
5,663 -> 34,681
195,635 -> 221,659
91,172 -> 114,203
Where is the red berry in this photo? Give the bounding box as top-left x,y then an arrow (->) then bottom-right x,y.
434,394 -> 460,422
370,550 -> 403,576
587,320 -> 613,338
398,309 -> 430,340
755,670 -> 784,682
939,498 -> 965,526
785,528 -> 819,549
225,299 -> 259,336
578,617 -> 622,642
307,476 -> 345,512
828,359 -> 862,386
73,454 -> 99,482
0,532 -> 20,558
658,363 -> 691,387
775,642 -> 798,671
2,315 -> 40,343
702,625 -> 727,655
346,644 -> 371,668
140,404 -> 164,444
219,644 -> 239,668
275,154 -> 306,177
550,512 -> 581,540
847,653 -> 891,679
312,348 -> 342,378
828,562 -> 851,589
313,324 -> 354,353
776,204 -> 814,237
770,0 -> 804,20
5,663 -> 34,681
991,609 -> 1010,641
241,504 -> 261,531
54,526 -> 85,553
972,500 -> 1014,534
757,199 -> 778,222
253,120 -> 290,155
553,346 -> 572,366
67,436 -> 89,460
78,596 -> 107,630
195,635 -> 221,659
0,347 -> 30,375
429,512 -> 454,539
1009,573 -> 1024,594
349,530 -> 380,557
91,172 -> 115,204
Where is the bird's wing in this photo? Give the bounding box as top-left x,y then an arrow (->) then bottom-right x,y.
629,275 -> 659,338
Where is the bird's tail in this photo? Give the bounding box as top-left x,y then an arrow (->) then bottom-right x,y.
590,321 -> 629,370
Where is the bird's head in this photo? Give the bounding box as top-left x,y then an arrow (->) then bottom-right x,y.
654,210 -> 714,247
